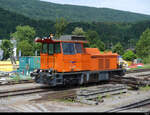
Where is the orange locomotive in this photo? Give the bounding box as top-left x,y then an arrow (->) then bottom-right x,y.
31,35 -> 125,86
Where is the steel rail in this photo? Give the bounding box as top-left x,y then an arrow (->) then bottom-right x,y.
0,87 -> 51,98
0,80 -> 34,86
106,98 -> 150,112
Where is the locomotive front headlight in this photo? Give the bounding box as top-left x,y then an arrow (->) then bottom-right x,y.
33,69 -> 37,72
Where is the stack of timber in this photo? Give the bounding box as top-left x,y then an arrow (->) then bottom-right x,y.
76,84 -> 127,105
110,74 -> 150,89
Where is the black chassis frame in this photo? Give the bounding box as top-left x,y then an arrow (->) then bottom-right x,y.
31,68 -> 126,87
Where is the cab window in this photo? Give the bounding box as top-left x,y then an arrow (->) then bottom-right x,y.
48,43 -> 54,54
62,43 -> 75,55
54,43 -> 61,53
75,43 -> 82,53
42,43 -> 47,53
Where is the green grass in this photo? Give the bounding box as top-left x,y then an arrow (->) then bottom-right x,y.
57,98 -> 76,103
12,74 -> 21,83
139,85 -> 150,91
97,94 -> 103,101
80,87 -> 87,90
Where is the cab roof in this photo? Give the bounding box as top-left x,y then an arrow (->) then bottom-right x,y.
35,35 -> 88,44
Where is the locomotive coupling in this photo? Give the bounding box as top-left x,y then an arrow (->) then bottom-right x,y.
30,69 -> 54,84
30,69 -> 40,78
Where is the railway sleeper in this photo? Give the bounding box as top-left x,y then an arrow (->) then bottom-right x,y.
76,98 -> 99,105
76,85 -> 127,105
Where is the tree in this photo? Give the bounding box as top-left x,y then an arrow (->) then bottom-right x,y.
0,40 -> 13,60
85,30 -> 105,51
10,25 -> 36,57
136,28 -> 150,58
10,25 -> 36,43
123,50 -> 137,61
17,40 -> 34,56
33,43 -> 42,56
112,42 -> 124,56
96,40 -> 105,52
54,17 -> 68,39
72,27 -> 85,35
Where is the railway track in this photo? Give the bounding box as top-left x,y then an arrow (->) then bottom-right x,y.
76,84 -> 127,105
0,84 -> 83,99
29,84 -> 128,106
0,83 -> 103,99
0,81 -> 106,98
0,82 -> 128,106
106,98 -> 150,112
0,79 -> 34,86
0,82 -> 88,99
0,86 -> 51,98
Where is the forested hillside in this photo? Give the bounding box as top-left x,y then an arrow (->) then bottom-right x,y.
0,0 -> 150,23
0,7 -> 150,49
0,7 -> 55,39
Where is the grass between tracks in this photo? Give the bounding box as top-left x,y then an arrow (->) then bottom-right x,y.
11,74 -> 32,83
50,98 -> 76,103
139,85 -> 150,91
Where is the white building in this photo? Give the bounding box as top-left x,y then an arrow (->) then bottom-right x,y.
10,39 -> 17,58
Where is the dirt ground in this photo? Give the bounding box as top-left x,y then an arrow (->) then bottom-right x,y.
1,71 -> 150,112
0,85 -> 150,112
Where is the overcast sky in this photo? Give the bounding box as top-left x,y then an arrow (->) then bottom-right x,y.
40,0 -> 150,15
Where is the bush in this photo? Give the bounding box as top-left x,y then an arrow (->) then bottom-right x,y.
123,50 -> 137,61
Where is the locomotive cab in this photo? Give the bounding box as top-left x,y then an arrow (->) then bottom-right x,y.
35,35 -> 90,73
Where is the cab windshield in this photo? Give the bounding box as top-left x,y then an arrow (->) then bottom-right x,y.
48,43 -> 54,54
42,43 -> 47,54
62,42 -> 83,55
42,43 -> 61,54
